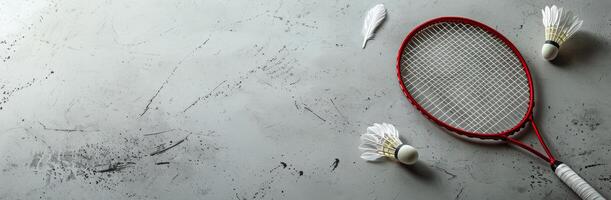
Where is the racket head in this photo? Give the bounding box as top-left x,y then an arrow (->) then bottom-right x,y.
396,17 -> 534,139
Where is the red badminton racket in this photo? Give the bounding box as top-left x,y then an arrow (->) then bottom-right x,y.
396,17 -> 605,200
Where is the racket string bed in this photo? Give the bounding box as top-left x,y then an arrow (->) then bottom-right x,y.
404,26 -> 500,130
401,22 -> 529,134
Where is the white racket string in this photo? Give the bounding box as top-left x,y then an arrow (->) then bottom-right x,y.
400,22 -> 530,134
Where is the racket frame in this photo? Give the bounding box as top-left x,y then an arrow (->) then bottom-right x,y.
395,16 -> 554,163
396,17 -> 610,199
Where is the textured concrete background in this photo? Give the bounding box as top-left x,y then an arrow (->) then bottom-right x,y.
0,0 -> 610,199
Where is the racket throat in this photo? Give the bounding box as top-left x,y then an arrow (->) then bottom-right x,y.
529,119 -> 557,163
505,136 -> 553,164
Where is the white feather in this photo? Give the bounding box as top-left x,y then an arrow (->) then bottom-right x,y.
358,143 -> 377,150
384,123 -> 399,139
360,134 -> 379,146
360,152 -> 383,161
361,4 -> 387,48
367,124 -> 383,138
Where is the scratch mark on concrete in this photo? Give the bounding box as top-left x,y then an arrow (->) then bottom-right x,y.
260,81 -> 273,88
143,129 -> 175,136
38,122 -> 89,133
293,100 -> 300,110
183,80 -> 227,112
433,166 -> 457,180
192,38 -> 210,54
150,135 -> 189,156
454,187 -> 464,200
140,66 -> 176,117
94,162 -> 135,173
171,173 -> 180,182
330,98 -> 348,122
140,38 -> 211,117
303,106 -> 326,122
578,149 -> 595,156
584,163 -> 606,169
289,78 -> 301,85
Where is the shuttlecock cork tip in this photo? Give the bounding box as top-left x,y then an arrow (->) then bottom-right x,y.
395,144 -> 419,165
542,41 -> 559,61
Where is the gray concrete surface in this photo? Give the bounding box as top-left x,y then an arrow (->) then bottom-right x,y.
0,0 -> 610,199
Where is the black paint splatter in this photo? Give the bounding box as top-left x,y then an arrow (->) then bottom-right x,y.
330,158 -> 339,171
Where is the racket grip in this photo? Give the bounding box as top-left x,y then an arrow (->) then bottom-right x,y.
554,162 -> 606,200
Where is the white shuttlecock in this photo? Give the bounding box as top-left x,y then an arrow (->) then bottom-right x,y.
541,5 -> 583,61
359,123 -> 418,165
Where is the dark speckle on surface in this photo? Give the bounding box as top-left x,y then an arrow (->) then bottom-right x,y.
330,158 -> 339,171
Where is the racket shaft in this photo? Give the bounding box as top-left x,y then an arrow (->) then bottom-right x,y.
555,164 -> 606,200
